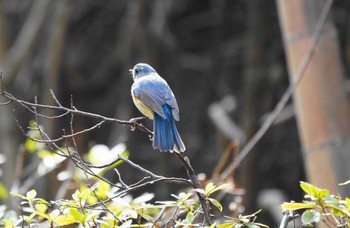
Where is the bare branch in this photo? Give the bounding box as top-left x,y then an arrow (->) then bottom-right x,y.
279,210 -> 299,228
0,88 -> 153,137
2,0 -> 51,82
174,152 -> 213,225
28,120 -> 106,143
0,100 -> 11,106
114,168 -> 130,189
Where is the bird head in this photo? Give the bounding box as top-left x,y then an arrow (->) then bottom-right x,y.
130,63 -> 157,80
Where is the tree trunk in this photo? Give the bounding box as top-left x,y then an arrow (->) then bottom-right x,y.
242,0 -> 269,213
277,0 -> 350,195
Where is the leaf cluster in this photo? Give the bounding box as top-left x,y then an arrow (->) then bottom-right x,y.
281,181 -> 350,227
0,182 -> 269,227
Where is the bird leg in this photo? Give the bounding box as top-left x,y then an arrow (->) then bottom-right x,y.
129,116 -> 147,131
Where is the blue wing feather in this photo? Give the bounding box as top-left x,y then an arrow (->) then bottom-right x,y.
132,74 -> 179,121
153,105 -> 185,152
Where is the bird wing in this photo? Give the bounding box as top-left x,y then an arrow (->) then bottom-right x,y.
133,75 -> 180,121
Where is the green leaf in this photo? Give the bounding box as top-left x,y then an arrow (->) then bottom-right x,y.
34,210 -> 50,221
205,183 -> 214,195
133,192 -> 155,204
301,210 -> 320,225
72,190 -> 80,202
208,183 -> 229,196
110,197 -> 132,208
34,198 -> 49,205
281,202 -> 315,211
300,181 -> 319,198
209,223 -> 217,228
139,212 -> 153,222
24,139 -> 38,153
72,188 -> 89,207
193,188 -> 206,195
178,192 -> 192,202
54,215 -> 76,226
96,218 -> 112,228
155,200 -> 177,207
243,221 -> 260,228
318,189 -> 329,199
25,212 -> 36,223
346,198 -> 350,208
49,209 -> 60,220
185,211 -> 194,224
217,223 -> 235,228
119,220 -> 132,228
252,222 -> 270,228
10,192 -> 27,201
339,180 -> 350,186
35,203 -> 48,214
0,182 -> 9,200
245,209 -> 262,218
90,182 -> 100,192
1,219 -> 14,227
209,198 -> 223,212
330,207 -> 346,217
69,208 -> 85,224
26,189 -> 37,201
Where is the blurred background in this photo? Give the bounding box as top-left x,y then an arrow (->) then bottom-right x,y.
1,0 -> 350,226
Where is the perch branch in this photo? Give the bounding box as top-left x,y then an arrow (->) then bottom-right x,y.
174,152 -> 213,225
0,87 -> 153,137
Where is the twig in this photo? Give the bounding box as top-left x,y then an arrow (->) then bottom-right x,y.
153,206 -> 166,227
114,168 -> 129,189
174,152 -> 213,225
83,171 -> 121,223
28,120 -> 106,143
118,155 -> 192,186
0,88 -> 153,136
279,210 -> 299,228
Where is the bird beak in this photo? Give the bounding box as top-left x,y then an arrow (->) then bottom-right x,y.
129,69 -> 134,77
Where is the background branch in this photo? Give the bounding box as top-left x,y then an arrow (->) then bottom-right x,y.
220,0 -> 333,180
1,0 -> 50,82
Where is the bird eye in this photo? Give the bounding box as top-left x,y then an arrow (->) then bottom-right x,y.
135,69 -> 139,74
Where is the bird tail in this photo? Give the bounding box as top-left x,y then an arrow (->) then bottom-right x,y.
153,105 -> 185,153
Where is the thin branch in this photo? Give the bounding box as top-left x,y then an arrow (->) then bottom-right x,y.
83,171 -> 121,222
114,168 -> 130,189
279,210 -> 299,228
28,120 -> 106,143
221,0 -> 334,180
118,155 -> 192,186
69,97 -> 79,153
174,152 -> 213,225
0,100 -> 12,106
2,0 -> 50,82
0,88 -> 153,137
28,110 -> 122,188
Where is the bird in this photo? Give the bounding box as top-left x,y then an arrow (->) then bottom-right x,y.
130,63 -> 185,153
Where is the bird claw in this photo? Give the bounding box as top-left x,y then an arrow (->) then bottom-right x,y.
129,117 -> 146,131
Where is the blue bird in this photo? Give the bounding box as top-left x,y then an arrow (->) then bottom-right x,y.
130,63 -> 186,153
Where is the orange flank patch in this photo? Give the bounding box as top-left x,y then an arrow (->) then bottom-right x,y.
132,95 -> 154,119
